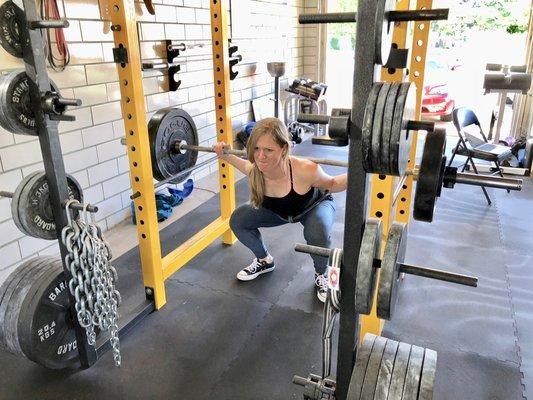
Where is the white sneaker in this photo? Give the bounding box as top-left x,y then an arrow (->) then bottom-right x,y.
315,273 -> 328,303
236,258 -> 275,281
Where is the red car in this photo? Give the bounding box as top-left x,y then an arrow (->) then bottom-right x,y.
421,83 -> 455,121
421,57 -> 458,121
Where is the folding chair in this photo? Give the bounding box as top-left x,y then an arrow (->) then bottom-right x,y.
448,107 -> 512,205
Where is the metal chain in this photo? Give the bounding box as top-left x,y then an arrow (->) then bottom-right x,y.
61,200 -> 122,366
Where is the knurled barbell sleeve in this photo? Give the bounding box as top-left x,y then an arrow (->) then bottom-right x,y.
298,12 -> 357,24
399,263 -> 478,287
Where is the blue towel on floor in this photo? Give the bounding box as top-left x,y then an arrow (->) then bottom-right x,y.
131,179 -> 194,224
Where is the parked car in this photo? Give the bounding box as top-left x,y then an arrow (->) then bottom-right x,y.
421,58 -> 458,122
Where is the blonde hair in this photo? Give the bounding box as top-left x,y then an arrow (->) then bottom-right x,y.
246,118 -> 291,208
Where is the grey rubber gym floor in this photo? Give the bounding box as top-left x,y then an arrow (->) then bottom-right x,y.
0,138 -> 531,399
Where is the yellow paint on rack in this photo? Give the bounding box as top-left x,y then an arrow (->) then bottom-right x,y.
109,0 -> 166,308
162,218 -> 231,280
395,0 -> 433,224
210,0 -> 237,245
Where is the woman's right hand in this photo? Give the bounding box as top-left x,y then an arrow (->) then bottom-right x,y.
212,141 -> 229,157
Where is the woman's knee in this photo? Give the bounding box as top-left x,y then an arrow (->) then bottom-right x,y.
230,204 -> 255,231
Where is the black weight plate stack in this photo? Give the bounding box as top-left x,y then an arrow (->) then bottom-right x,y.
359,335 -> 388,399
377,222 -> 407,320
12,171 -> 83,240
402,345 -> 425,400
18,260 -> 82,369
0,70 -> 60,135
355,218 -> 382,314
371,82 -> 391,174
362,83 -> 383,173
0,0 -> 22,58
387,342 -> 412,400
380,82 -> 401,175
148,107 -> 199,183
374,337 -> 400,399
413,127 -> 447,222
389,82 -> 416,176
347,333 -> 377,399
374,0 -> 396,66
0,257 -> 57,354
418,348 -> 438,400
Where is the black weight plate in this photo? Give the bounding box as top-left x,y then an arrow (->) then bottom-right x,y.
148,107 -> 199,183
387,342 -> 411,400
413,128 -> 446,223
360,335 -> 387,400
0,70 -> 60,135
347,333 -> 377,400
11,171 -> 42,234
374,0 -> 396,66
0,1 -> 22,58
4,258 -> 58,355
401,345 -> 425,400
355,218 -> 382,315
418,348 -> 438,400
389,82 -> 416,176
377,222 -> 407,320
362,83 -> 383,173
380,82 -> 401,175
0,257 -> 51,349
374,337 -> 399,400
18,261 -> 82,369
14,171 -> 83,240
370,83 -> 391,174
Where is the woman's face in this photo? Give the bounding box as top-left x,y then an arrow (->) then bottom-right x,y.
253,133 -> 287,173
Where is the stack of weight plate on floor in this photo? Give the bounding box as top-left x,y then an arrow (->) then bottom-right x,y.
0,257 -> 81,369
347,333 -> 437,400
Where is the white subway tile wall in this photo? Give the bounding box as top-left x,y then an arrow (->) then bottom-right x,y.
0,0 -> 319,274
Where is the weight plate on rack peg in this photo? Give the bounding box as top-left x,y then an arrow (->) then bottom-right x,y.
389,82 -> 416,176
12,172 -> 83,240
362,82 -> 383,173
148,107 -> 199,183
18,260 -> 84,369
371,82 -> 391,174
377,222 -> 407,320
355,218 -> 382,315
0,1 -> 22,58
380,82 -> 401,175
413,127 -> 447,222
0,70 -> 60,135
374,0 -> 396,65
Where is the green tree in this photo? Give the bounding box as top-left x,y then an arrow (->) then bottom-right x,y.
432,0 -> 529,45
328,0 -> 358,49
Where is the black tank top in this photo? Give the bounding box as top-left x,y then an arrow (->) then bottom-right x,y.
262,159 -> 317,219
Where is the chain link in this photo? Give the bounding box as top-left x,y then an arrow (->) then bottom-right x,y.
61,200 -> 122,366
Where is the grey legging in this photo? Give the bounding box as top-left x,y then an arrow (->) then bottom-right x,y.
229,198 -> 336,274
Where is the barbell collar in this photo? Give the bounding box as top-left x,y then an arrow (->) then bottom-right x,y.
406,120 -> 435,132
387,9 -> 449,22
399,263 -> 478,287
298,12 -> 357,24
297,113 -> 330,125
